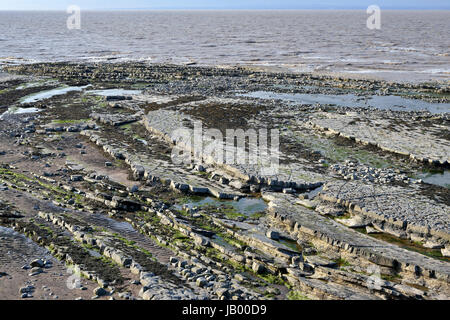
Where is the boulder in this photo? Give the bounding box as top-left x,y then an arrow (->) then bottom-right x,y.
93,287 -> 108,296
252,261 -> 266,274
196,277 -> 208,288
216,288 -> 230,298
266,230 -> 280,240
30,259 -> 45,268
28,267 -> 43,276
193,234 -> 210,247
111,251 -> 132,267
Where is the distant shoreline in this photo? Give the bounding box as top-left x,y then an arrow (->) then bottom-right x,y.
1,59 -> 449,84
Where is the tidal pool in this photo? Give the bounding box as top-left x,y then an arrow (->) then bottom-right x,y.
239,91 -> 450,114
176,196 -> 267,217
86,88 -> 142,96
419,170 -> 450,189
0,106 -> 41,118
277,238 -> 302,253
20,85 -> 90,104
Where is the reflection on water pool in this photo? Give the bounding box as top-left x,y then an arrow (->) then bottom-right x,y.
176,196 -> 267,217
239,91 -> 450,114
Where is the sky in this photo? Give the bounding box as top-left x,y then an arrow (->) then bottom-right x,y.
0,0 -> 449,10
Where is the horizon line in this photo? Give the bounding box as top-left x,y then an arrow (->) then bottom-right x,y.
1,8 -> 450,11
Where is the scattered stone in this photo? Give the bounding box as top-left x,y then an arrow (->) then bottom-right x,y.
19,285 -> 34,294
234,274 -> 246,282
28,267 -> 43,276
93,287 -> 108,297
30,259 -> 44,268
366,226 -> 381,234
216,288 -> 229,298
196,277 -> 208,288
252,261 -> 265,274
305,255 -> 337,268
265,287 -> 280,296
266,230 -> 280,240
70,175 -> 83,182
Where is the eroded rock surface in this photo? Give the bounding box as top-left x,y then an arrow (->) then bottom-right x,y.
0,62 -> 448,300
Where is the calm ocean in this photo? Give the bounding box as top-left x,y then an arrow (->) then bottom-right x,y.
0,10 -> 449,81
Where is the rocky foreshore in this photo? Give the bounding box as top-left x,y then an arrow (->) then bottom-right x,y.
0,62 -> 448,300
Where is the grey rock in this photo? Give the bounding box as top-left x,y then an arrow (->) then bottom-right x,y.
252,261 -> 266,274
30,259 -> 44,268
129,185 -> 139,193
266,230 -> 280,240
196,277 -> 208,288
93,287 -> 108,297
28,267 -> 43,276
19,285 -> 34,294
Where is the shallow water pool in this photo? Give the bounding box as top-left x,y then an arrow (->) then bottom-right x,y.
239,91 -> 450,114
176,196 -> 267,217
86,88 -> 142,96
0,106 -> 41,118
419,170 -> 450,189
20,85 -> 90,104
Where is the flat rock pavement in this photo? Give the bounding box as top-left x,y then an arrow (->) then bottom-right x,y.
319,180 -> 450,243
309,112 -> 449,165
262,192 -> 450,287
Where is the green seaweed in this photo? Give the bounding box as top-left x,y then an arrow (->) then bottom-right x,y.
286,290 -> 310,300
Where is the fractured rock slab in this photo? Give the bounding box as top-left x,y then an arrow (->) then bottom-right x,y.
309,112 -> 450,166
319,181 -> 450,244
263,191 -> 450,290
